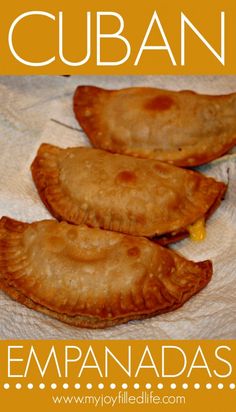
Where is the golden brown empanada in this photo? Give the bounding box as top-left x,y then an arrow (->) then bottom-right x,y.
73,86 -> 236,167
31,144 -> 226,243
0,217 -> 212,328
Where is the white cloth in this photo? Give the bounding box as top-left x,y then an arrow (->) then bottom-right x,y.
0,75 -> 235,339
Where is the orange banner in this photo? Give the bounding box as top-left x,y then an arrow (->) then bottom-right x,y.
0,340 -> 236,411
0,0 -> 235,74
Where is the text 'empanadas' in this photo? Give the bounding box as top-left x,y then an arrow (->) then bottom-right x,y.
31,144 -> 226,243
74,85 -> 236,167
0,217 -> 212,328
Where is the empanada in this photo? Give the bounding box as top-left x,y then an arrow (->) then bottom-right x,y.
0,217 -> 212,328
73,86 -> 236,167
31,144 -> 226,243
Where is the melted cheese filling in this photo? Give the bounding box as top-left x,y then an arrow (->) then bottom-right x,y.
187,218 -> 206,241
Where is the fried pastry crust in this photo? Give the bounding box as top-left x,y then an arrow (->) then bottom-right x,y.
0,217 -> 212,328
73,85 -> 236,167
31,144 -> 226,240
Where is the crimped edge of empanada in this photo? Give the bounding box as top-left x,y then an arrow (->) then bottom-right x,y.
0,216 -> 212,329
73,85 -> 121,153
31,144 -> 85,225
0,271 -> 212,329
31,143 -> 227,242
155,181 -> 226,245
73,85 -> 236,167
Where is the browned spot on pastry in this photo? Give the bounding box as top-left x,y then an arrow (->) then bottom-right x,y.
145,95 -> 174,111
127,246 -> 140,257
116,170 -> 137,184
47,236 -> 64,252
67,228 -> 78,241
153,163 -> 167,173
136,214 -> 147,225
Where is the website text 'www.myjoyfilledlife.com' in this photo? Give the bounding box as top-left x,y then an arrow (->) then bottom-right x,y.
52,391 -> 186,407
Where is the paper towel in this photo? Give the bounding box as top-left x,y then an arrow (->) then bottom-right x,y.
0,75 -> 235,339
